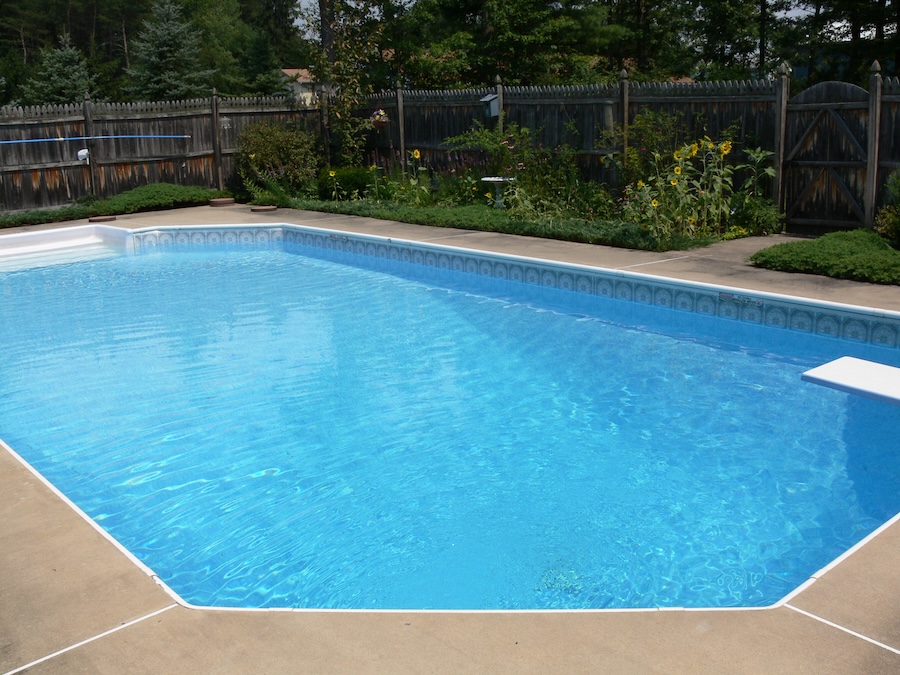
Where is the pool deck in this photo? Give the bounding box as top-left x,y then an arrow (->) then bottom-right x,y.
2,205 -> 899,674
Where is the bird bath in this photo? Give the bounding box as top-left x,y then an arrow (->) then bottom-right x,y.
481,176 -> 515,208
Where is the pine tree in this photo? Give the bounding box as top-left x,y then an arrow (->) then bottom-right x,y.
126,0 -> 217,101
16,34 -> 99,105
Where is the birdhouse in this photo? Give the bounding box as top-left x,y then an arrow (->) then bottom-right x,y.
481,93 -> 499,119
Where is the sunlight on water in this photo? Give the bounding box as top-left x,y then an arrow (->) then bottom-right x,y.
0,245 -> 898,609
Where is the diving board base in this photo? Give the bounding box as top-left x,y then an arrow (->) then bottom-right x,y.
802,357 -> 900,406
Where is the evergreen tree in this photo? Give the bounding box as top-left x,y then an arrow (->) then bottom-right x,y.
126,0 -> 216,101
17,34 -> 99,105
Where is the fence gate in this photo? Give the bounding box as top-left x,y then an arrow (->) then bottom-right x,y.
782,80 -> 879,231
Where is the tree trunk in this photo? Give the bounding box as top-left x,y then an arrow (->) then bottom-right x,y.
319,0 -> 335,65
759,0 -> 768,73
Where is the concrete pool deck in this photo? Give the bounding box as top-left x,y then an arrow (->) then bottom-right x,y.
1,205 -> 899,673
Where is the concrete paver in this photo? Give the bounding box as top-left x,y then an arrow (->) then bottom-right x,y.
2,205 -> 899,673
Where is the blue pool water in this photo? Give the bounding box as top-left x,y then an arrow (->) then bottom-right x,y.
1,240 -> 899,610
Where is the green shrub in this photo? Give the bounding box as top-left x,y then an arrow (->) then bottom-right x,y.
95,183 -> 223,214
318,166 -> 374,200
445,118 -> 614,220
875,206 -> 900,248
236,121 -> 319,199
0,183 -> 226,229
599,109 -> 689,187
875,170 -> 900,248
749,230 -> 900,285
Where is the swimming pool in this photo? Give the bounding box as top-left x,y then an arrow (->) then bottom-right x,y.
1,224 -> 899,610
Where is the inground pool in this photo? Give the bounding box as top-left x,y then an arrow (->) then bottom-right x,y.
1,223 -> 898,610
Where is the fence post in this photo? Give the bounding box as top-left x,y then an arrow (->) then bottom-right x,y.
865,61 -> 883,227
773,62 -> 791,210
396,80 -> 406,175
211,89 -> 224,191
82,94 -> 100,197
495,75 -> 504,134
619,69 -> 629,172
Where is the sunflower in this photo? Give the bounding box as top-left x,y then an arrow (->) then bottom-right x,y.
674,166 -> 682,175
670,179 -> 678,186
413,149 -> 421,160
651,199 -> 659,207
328,170 -> 336,178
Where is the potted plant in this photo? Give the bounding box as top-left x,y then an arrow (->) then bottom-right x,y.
370,108 -> 389,130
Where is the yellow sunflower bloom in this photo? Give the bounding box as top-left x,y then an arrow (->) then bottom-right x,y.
690,143 -> 699,157
637,180 -> 644,189
673,150 -> 681,160
651,199 -> 659,207
670,179 -> 678,186
328,170 -> 336,178
413,149 -> 421,160
674,166 -> 682,175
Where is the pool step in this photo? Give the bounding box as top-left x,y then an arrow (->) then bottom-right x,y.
0,242 -> 122,271
802,356 -> 900,406
0,225 -> 130,271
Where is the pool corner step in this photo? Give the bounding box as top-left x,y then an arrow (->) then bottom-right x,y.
802,356 -> 900,406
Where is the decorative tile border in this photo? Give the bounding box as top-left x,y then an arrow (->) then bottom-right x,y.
131,224 -> 900,350
133,227 -> 283,252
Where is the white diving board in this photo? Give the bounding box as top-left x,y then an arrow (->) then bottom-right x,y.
802,356 -> 900,407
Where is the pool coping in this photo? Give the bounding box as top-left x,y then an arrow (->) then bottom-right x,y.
2,206 -> 899,673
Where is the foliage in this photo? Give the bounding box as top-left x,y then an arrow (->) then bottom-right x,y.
94,183 -> 227,213
380,149 -> 434,206
620,136 -> 740,248
874,170 -> 900,248
16,34 -> 99,105
287,197 -> 686,251
126,0 -> 217,101
1,1 -> 896,108
749,230 -> 900,285
444,118 -> 606,220
600,109 -> 689,187
728,147 -> 783,236
236,121 -> 320,201
309,0 -> 385,166
393,0 -> 626,87
0,183 -> 227,229
318,166 -> 374,200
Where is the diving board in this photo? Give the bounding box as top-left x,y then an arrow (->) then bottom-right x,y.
802,356 -> 900,406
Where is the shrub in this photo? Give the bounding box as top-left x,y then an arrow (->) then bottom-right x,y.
599,109 -> 689,187
236,121 -> 319,200
445,118 -> 614,220
95,183 -> 223,214
728,147 -> 783,236
875,170 -> 900,248
318,166 -> 374,200
0,183 -> 226,229
875,206 -> 900,248
749,230 -> 900,285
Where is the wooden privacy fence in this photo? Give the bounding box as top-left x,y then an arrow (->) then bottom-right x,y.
368,62 -> 899,231
0,93 -> 317,212
2,64 -> 899,231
